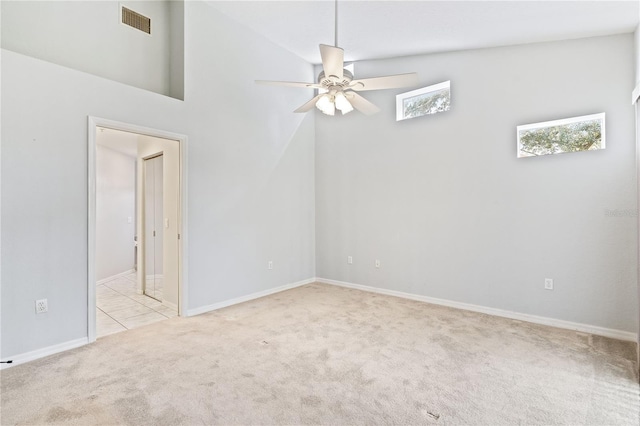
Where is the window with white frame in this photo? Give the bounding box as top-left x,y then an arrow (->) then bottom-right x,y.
517,113 -> 605,158
396,81 -> 450,121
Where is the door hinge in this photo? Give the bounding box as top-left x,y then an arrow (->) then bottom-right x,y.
178,234 -> 181,240
153,230 -> 156,237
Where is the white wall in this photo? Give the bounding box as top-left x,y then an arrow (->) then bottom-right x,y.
95,145 -> 136,281
4,0 -> 634,363
1,0 -> 183,98
635,27 -> 640,89
1,1 -> 316,358
169,0 -> 185,100
316,34 -> 638,333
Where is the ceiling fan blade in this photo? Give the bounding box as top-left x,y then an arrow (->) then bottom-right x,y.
349,73 -> 418,91
256,80 -> 323,89
345,92 -> 380,115
319,44 -> 344,80
294,94 -> 323,113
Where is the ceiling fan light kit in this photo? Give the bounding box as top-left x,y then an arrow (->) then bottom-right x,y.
256,1 -> 418,117
316,93 -> 336,115
316,90 -> 353,116
334,92 -> 354,114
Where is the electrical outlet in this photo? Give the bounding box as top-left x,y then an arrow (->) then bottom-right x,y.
35,299 -> 48,314
544,278 -> 553,290
375,259 -> 380,268
347,256 -> 353,264
268,261 -> 273,270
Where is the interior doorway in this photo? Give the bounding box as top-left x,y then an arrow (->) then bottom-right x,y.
88,117 -> 188,342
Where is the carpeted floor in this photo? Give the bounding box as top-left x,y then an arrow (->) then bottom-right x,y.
1,283 -> 639,425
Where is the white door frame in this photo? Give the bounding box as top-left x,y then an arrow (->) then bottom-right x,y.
634,86 -> 640,380
631,84 -> 640,383
87,116 -> 189,343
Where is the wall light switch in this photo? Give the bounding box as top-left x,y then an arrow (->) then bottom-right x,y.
544,278 -> 553,290
268,261 -> 273,270
375,259 -> 380,268
127,216 -> 132,224
348,256 -> 353,264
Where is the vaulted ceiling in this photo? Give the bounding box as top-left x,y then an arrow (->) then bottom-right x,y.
208,1 -> 639,64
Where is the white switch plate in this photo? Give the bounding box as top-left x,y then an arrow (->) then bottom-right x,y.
375,259 -> 380,268
127,216 -> 132,224
165,218 -> 169,229
544,278 -> 553,290
347,256 -> 353,264
268,261 -> 273,270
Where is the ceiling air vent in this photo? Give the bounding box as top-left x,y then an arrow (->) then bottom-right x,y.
121,6 -> 151,35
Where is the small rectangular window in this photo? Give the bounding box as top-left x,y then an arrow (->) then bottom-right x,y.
517,113 -> 605,158
396,81 -> 450,121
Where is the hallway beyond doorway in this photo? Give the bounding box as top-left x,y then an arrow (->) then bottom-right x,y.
96,273 -> 177,338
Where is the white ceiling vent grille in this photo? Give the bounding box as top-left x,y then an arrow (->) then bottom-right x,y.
122,6 -> 151,34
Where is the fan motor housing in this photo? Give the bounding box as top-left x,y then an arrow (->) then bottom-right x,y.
317,69 -> 353,88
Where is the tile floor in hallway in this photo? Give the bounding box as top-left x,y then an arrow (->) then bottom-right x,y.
97,273 -> 177,338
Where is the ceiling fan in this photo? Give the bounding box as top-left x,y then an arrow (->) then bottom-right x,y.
256,1 -> 418,116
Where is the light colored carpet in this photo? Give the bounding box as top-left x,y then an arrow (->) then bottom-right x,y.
1,283 -> 638,425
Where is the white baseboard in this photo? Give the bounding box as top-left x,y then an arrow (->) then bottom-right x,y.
1,337 -> 89,370
97,269 -> 135,285
163,299 -> 178,311
187,277 -> 316,317
145,274 -> 164,281
316,277 -> 638,342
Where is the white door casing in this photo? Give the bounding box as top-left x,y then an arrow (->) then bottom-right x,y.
88,116 -> 188,342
